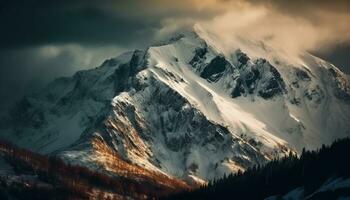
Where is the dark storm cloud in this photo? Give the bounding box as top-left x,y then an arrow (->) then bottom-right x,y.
0,0 -> 160,49
2,0 -> 347,49
0,0 -> 218,49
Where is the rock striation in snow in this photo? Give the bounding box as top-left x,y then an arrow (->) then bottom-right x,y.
1,26 -> 350,183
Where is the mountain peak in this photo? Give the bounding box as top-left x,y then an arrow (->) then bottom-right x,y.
1,29 -> 350,184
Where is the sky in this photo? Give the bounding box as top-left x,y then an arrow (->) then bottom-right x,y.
0,0 -> 350,113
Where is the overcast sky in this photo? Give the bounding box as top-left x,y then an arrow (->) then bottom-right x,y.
1,0 -> 350,113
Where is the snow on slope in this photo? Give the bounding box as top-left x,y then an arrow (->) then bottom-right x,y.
1,27 -> 350,183
265,177 -> 350,200
0,51 -> 136,153
193,26 -> 350,151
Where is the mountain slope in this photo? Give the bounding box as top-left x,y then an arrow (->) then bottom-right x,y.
1,26 -> 350,184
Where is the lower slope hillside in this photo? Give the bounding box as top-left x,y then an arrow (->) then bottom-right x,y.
0,139 -> 190,200
163,138 -> 350,200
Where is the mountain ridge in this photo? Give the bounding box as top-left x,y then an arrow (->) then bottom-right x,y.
1,27 -> 350,184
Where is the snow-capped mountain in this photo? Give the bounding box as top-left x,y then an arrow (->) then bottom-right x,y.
1,26 -> 350,183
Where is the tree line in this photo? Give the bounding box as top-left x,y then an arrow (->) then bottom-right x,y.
163,138 -> 350,200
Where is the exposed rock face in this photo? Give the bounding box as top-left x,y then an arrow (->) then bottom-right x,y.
191,49 -> 286,99
328,68 -> 350,102
200,55 -> 230,82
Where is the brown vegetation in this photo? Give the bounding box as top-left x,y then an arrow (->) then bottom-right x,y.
91,137 -> 191,189
0,139 -> 191,200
